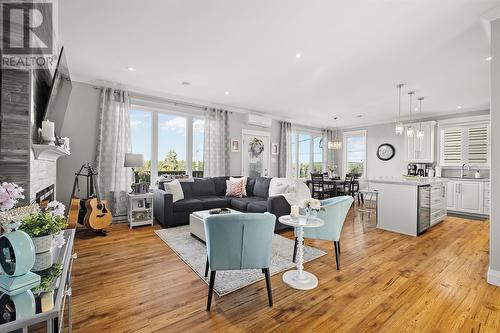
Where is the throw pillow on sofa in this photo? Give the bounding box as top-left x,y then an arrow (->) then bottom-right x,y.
164,179 -> 184,202
230,176 -> 248,196
225,179 -> 243,197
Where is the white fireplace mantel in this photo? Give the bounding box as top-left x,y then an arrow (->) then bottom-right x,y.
32,144 -> 70,161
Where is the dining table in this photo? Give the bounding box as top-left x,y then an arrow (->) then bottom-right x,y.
305,178 -> 346,197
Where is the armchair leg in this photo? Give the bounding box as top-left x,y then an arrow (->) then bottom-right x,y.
334,241 -> 340,270
263,268 -> 273,307
205,256 -> 209,277
207,271 -> 216,311
292,237 -> 298,263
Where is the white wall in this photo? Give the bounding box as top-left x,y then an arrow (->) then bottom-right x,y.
56,82 -> 101,205
489,18 -> 500,281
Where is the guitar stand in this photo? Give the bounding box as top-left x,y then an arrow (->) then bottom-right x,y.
93,229 -> 108,236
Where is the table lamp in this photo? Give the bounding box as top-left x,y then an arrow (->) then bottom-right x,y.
124,153 -> 144,193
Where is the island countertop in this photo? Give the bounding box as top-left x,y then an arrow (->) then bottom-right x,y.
367,176 -> 449,186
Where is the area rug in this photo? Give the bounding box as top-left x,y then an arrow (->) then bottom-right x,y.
155,226 -> 326,296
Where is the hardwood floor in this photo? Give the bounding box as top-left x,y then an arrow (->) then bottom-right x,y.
72,211 -> 500,332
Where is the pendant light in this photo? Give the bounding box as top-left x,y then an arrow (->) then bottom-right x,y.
406,91 -> 415,137
332,129 -> 342,150
416,97 -> 425,140
394,83 -> 405,135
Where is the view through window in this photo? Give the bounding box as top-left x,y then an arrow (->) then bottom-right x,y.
343,131 -> 366,176
291,131 -> 323,179
130,107 -> 204,184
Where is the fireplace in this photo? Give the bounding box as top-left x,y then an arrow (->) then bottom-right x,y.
36,184 -> 55,207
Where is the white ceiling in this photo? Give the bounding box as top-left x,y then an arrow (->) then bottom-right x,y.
60,0 -> 499,128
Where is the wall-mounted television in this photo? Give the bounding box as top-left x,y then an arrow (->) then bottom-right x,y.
43,46 -> 72,137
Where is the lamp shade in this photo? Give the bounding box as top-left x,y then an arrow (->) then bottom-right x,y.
124,153 -> 144,168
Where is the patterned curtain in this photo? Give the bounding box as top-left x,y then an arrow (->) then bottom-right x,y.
203,108 -> 230,177
95,88 -> 132,216
322,129 -> 335,172
278,121 -> 292,178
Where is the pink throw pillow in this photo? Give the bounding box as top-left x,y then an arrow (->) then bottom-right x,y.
226,180 -> 243,197
230,176 -> 248,197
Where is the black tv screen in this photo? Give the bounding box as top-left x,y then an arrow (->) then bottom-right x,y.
44,46 -> 72,136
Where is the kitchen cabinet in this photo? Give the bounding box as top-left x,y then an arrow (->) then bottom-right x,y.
430,183 -> 447,226
405,121 -> 435,163
446,180 -> 487,215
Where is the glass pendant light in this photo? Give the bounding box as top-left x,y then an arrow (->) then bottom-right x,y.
394,83 -> 404,135
406,91 -> 415,137
416,97 -> 425,140
332,128 -> 342,150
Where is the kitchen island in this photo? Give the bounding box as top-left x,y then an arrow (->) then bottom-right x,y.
368,177 -> 448,236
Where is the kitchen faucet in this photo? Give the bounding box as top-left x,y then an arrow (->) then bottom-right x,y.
461,163 -> 471,178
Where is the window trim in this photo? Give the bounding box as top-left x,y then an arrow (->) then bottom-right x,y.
130,103 -> 204,186
342,130 -> 367,177
290,130 -> 323,179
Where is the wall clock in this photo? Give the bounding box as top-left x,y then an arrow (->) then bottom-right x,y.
376,143 -> 395,161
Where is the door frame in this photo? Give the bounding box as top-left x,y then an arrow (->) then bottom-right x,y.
241,129 -> 271,176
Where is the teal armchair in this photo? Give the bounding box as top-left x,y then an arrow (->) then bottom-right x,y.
204,213 -> 276,311
293,196 -> 353,270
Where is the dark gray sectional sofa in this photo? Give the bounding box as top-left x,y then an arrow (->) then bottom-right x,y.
153,176 -> 291,232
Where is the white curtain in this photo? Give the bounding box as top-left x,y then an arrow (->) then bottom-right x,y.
95,88 -> 132,216
203,108 -> 230,177
278,121 -> 292,178
322,129 -> 335,172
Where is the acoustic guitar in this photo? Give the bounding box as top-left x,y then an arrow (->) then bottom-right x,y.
83,167 -> 112,231
66,176 -> 80,229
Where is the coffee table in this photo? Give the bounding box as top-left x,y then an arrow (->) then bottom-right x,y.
278,214 -> 324,290
189,209 -> 242,242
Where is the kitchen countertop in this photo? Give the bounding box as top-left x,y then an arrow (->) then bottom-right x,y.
438,177 -> 490,182
368,177 -> 449,186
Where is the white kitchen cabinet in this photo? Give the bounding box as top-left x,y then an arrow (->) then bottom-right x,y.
405,121 -> 435,163
446,180 -> 487,215
430,183 -> 447,226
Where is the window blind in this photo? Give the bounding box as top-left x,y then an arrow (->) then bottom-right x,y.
467,126 -> 488,164
442,129 -> 462,164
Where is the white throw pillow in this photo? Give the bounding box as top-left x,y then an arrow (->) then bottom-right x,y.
230,176 -> 248,196
269,180 -> 289,196
163,179 -> 184,203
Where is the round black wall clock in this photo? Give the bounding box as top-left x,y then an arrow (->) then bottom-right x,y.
376,143 -> 395,161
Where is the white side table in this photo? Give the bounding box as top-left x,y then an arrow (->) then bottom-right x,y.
127,192 -> 154,229
278,215 -> 324,290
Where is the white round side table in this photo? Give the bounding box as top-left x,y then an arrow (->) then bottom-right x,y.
278,214 -> 324,290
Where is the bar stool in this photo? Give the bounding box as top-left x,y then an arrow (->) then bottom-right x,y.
353,178 -> 377,225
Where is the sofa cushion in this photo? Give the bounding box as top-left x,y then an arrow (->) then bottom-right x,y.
193,196 -> 231,210
253,177 -> 272,198
246,177 -> 256,196
180,181 -> 193,198
192,178 -> 216,196
230,197 -> 267,211
212,176 -> 229,196
163,179 -> 184,202
173,198 -> 203,213
247,201 -> 268,213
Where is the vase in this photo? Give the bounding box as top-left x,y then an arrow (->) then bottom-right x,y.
32,234 -> 53,254
32,249 -> 54,272
305,208 -> 318,220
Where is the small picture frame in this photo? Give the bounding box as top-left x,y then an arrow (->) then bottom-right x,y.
136,199 -> 144,209
271,143 -> 279,155
231,139 -> 240,152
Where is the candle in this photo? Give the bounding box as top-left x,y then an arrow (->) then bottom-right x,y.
290,205 -> 299,218
41,120 -> 55,142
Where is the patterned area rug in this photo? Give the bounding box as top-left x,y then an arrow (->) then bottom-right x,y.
155,226 -> 326,296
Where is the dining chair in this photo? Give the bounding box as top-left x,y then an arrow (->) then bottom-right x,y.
204,213 -> 276,311
292,196 -> 354,270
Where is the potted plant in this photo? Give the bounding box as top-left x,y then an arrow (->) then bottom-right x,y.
20,210 -> 66,253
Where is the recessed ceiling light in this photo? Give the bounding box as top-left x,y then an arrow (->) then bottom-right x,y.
127,67 -> 136,72
457,105 -> 463,109
333,116 -> 338,120
181,81 -> 190,86
295,53 -> 301,59
486,56 -> 493,61
225,91 -> 229,95
357,114 -> 363,118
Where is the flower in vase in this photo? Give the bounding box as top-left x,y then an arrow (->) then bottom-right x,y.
0,182 -> 25,211
46,200 -> 65,218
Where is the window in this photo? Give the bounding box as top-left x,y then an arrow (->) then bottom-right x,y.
290,130 -> 323,179
343,130 -> 366,176
129,106 -> 205,184
130,109 -> 152,182
439,123 -> 489,166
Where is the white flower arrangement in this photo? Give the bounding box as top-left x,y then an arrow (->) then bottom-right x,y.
45,200 -> 66,218
300,198 -> 322,212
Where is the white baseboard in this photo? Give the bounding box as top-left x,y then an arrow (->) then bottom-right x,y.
487,267 -> 500,286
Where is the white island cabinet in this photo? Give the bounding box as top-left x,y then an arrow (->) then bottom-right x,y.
368,177 -> 447,237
